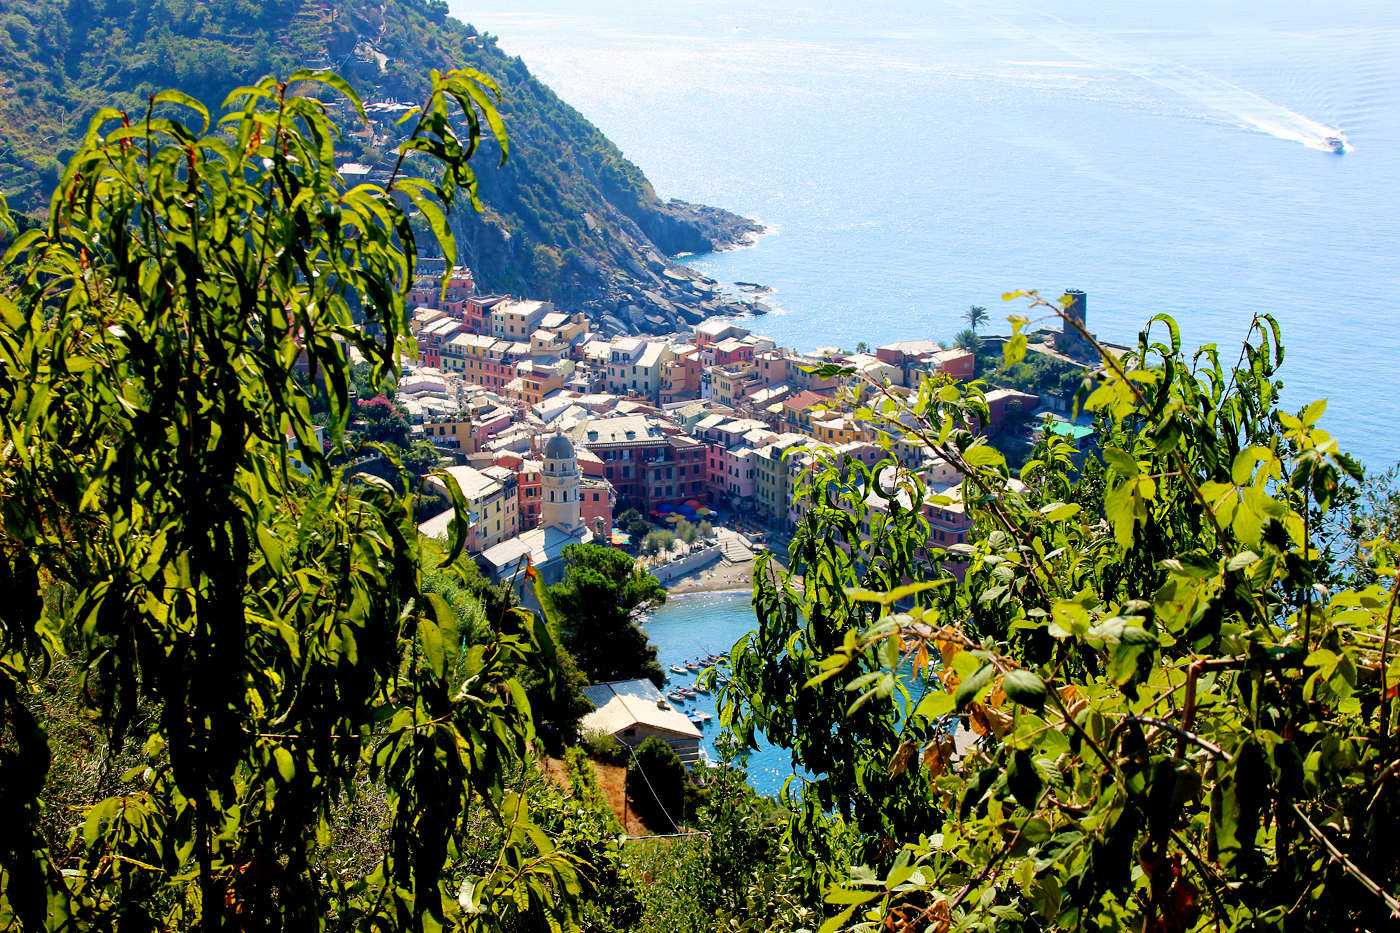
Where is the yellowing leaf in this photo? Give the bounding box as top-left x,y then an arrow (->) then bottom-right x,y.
273,747 -> 295,782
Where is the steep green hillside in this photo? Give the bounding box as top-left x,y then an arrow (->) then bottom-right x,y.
0,0 -> 760,328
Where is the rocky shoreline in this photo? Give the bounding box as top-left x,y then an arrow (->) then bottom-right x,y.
575,204 -> 770,340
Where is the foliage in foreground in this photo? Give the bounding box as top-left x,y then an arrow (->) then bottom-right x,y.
719,297 -> 1400,932
0,69 -> 596,931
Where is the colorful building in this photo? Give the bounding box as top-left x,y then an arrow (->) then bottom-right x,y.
489,299 -> 552,341
576,415 -> 705,514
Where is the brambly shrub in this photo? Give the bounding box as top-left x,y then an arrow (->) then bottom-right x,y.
719,293 -> 1400,932
0,70 -> 591,930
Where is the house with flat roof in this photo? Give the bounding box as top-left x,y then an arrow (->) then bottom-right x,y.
489,299 -> 552,341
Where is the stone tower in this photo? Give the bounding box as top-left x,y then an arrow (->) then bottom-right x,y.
540,428 -> 581,533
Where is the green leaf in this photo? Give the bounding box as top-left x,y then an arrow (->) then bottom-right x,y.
1102,447 -> 1139,477
955,661 -> 995,710
1018,816 -> 1053,845
1003,333 -> 1028,367
1003,670 -> 1047,713
824,888 -> 880,905
1226,551 -> 1260,571
916,691 -> 956,720
952,650 -> 986,678
458,876 -> 485,914
1162,551 -> 1219,579
844,579 -> 950,605
417,617 -> 447,678
273,747 -> 295,782
1039,502 -> 1081,522
151,89 -> 210,133
1118,625 -> 1158,645
83,799 -> 117,849
287,69 -> 367,123
1231,447 -> 1275,486
1302,398 -> 1327,427
962,444 -> 1005,467
1028,876 -> 1063,922
816,904 -> 858,933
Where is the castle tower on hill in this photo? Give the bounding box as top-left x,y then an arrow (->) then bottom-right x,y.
540,428 -> 581,533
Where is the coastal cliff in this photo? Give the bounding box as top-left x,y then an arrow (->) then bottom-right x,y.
0,0 -> 762,335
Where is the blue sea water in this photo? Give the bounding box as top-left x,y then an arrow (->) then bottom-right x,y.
460,0 -> 1399,469
456,0 -> 1400,793
639,591 -> 794,795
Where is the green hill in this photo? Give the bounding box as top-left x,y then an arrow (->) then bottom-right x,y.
0,0 -> 761,329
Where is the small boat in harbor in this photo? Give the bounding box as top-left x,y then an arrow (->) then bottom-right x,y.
687,710 -> 713,725
685,661 -> 700,672
693,683 -> 710,694
678,687 -> 696,699
1324,136 -> 1346,153
666,690 -> 686,703
669,664 -> 689,675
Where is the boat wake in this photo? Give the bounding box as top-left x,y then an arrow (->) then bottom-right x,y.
945,0 -> 1350,152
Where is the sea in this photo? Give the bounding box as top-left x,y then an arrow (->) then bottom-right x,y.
455,0 -> 1400,793
639,591 -> 796,794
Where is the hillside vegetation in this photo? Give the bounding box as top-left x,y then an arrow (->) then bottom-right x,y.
6,60 -> 1400,931
0,0 -> 760,322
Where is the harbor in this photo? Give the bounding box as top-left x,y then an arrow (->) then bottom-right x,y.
662,651 -> 730,727
642,591 -> 791,792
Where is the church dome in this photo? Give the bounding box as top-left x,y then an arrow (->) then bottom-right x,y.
543,431 -> 574,460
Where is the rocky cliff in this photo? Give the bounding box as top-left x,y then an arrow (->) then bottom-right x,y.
0,0 -> 763,335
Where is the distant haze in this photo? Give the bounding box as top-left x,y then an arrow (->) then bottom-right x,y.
462,0 -> 1399,466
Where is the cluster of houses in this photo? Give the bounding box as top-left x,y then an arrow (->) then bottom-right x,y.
326,268 -> 1073,590
323,268 -> 1103,768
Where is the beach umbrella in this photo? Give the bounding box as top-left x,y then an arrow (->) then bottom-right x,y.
696,507 -> 712,516
665,514 -> 681,523
656,503 -> 675,514
684,499 -> 702,508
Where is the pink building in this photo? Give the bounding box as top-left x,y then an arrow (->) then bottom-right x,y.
579,477 -> 616,537
408,267 -> 475,313
710,337 -> 755,367
416,317 -> 466,368
494,454 -> 544,529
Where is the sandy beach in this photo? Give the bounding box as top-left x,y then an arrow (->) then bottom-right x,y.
662,551 -> 788,597
663,557 -> 757,596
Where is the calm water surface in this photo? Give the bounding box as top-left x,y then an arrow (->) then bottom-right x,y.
641,591 -> 794,795
461,0 -> 1399,467
458,0 -> 1400,792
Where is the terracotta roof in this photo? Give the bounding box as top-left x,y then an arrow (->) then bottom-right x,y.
783,390 -> 832,411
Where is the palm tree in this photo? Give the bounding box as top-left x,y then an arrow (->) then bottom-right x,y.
964,305 -> 989,333
953,329 -> 981,352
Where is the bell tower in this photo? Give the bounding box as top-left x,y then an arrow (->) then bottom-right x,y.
540,428 -> 581,532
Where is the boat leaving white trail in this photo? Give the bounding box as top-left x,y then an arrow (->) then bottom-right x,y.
945,0 -> 1349,152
